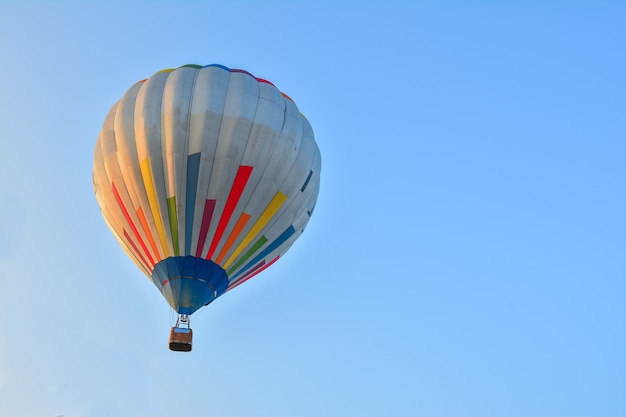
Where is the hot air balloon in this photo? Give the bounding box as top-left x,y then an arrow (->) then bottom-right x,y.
93,64 -> 320,351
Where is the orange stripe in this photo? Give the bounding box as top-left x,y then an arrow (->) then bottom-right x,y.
137,206 -> 161,262
215,213 -> 251,265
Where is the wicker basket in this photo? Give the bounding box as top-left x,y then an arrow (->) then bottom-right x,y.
169,327 -> 193,352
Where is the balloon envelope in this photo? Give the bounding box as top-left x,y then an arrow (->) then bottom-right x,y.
93,64 -> 320,315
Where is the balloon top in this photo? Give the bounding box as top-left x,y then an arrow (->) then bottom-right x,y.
136,64 -> 294,102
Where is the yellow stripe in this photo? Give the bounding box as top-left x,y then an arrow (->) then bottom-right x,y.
140,158 -> 170,258
223,192 -> 287,269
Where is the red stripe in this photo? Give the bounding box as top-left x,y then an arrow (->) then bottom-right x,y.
229,69 -> 279,91
235,260 -> 266,282
228,256 -> 279,291
195,199 -> 216,257
112,182 -> 155,267
206,166 -> 253,260
256,78 -> 276,87
230,69 -> 276,87
123,229 -> 150,272
231,69 -> 253,77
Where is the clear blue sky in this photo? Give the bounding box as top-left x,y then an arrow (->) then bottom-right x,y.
1,2 -> 625,416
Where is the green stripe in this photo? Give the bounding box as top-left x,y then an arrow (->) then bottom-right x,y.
167,196 -> 180,256
227,236 -> 268,276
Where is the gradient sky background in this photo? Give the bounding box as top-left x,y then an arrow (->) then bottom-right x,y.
1,2 -> 625,417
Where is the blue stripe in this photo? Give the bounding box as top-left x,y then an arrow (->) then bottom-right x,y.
231,226 -> 296,280
202,64 -> 230,71
185,153 -> 201,255
301,170 -> 313,192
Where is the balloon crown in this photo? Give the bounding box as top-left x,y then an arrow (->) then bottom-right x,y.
136,64 -> 294,102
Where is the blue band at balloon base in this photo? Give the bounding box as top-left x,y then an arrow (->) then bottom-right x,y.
151,256 -> 229,315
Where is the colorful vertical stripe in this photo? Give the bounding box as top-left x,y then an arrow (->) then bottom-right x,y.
185,153 -> 201,255
215,213 -> 251,264
206,165 -> 254,260
228,256 -> 280,291
195,199 -> 216,257
166,196 -> 180,256
229,226 -> 296,278
112,182 -> 155,267
223,191 -> 287,269
140,158 -> 170,258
